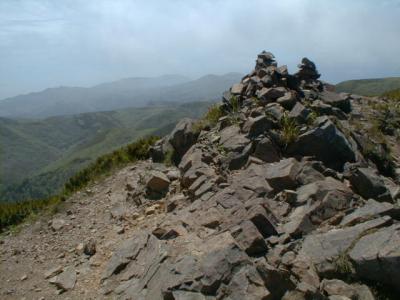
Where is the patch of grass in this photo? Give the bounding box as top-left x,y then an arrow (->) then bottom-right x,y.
0,135 -> 158,232
64,136 -> 158,195
193,103 -> 226,133
204,104 -> 225,126
280,114 -> 300,147
163,149 -> 175,167
0,196 -> 61,231
230,95 -> 240,114
334,252 -> 353,277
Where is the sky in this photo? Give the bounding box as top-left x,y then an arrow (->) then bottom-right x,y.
1,0 -> 400,99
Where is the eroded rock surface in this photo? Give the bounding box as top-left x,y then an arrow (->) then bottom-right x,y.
1,51 -> 399,300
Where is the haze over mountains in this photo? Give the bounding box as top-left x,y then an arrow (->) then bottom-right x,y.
0,73 -> 243,119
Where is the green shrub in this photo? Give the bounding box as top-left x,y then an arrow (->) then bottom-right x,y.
0,135 -> 158,232
64,135 -> 157,195
280,114 -> 300,147
0,196 -> 60,231
230,96 -> 240,113
204,104 -> 224,126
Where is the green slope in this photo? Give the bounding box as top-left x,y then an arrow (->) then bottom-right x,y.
335,77 -> 400,96
0,102 -> 212,201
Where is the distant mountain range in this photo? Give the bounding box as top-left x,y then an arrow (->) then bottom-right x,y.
335,77 -> 400,96
0,73 -> 243,119
0,101 -> 213,201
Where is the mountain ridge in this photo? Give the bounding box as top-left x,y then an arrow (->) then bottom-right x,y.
0,73 -> 243,119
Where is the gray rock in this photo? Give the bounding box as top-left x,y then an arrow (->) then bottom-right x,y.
231,83 -> 245,95
147,171 -> 170,192
253,137 -> 280,163
102,232 -> 149,280
256,87 -> 287,104
230,220 -> 268,256
242,115 -> 273,137
340,199 -> 396,226
288,102 -> 310,124
277,91 -> 297,109
44,266 -> 63,279
320,91 -> 351,113
83,239 -> 96,256
349,223 -> 400,290
321,279 -> 357,298
287,117 -> 356,170
299,216 -> 392,273
50,219 -> 66,231
265,158 -> 300,192
220,125 -> 250,153
348,167 -> 392,202
49,267 -> 77,291
219,265 -> 271,299
168,118 -> 199,158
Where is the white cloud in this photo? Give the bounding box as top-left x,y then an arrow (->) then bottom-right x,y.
0,0 -> 400,98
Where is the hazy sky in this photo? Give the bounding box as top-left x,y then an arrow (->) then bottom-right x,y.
1,0 -> 400,99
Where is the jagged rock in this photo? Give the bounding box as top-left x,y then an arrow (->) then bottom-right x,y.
256,51 -> 277,69
291,255 -> 320,291
102,232 -> 148,280
256,260 -> 295,299
347,167 -> 392,202
150,137 -> 173,163
146,171 -> 170,192
49,267 -> 77,292
295,57 -> 321,81
50,219 -> 66,231
253,136 -> 280,163
242,115 -> 273,137
83,239 -> 96,256
229,163 -> 273,201
219,265 -> 271,299
256,87 -> 287,103
277,91 -> 297,109
340,199 -> 397,226
320,91 -> 351,113
230,220 -> 268,256
349,223 -> 400,290
299,216 -> 392,274
288,102 -> 310,124
44,266 -> 63,279
287,117 -> 356,170
231,83 -> 245,95
220,125 -> 250,153
168,118 -> 199,158
321,279 -> 357,298
152,227 -> 179,240
226,142 -> 254,170
265,158 -> 300,192
265,103 -> 285,121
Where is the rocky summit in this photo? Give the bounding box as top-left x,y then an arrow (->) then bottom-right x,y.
1,52 -> 400,300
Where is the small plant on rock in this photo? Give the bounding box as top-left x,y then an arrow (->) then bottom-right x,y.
230,95 -> 240,114
280,114 -> 300,147
334,252 -> 353,277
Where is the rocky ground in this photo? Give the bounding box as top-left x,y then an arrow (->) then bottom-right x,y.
1,51 -> 400,299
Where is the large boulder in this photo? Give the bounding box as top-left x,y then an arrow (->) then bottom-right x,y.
349,224 -> 400,291
168,118 -> 199,158
146,171 -> 170,193
320,91 -> 351,113
265,158 -> 301,192
298,216 -> 392,274
347,167 -> 392,202
287,117 -> 356,170
253,136 -> 280,163
219,125 -> 250,153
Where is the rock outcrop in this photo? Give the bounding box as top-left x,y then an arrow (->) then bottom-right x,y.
1,51 -> 399,299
